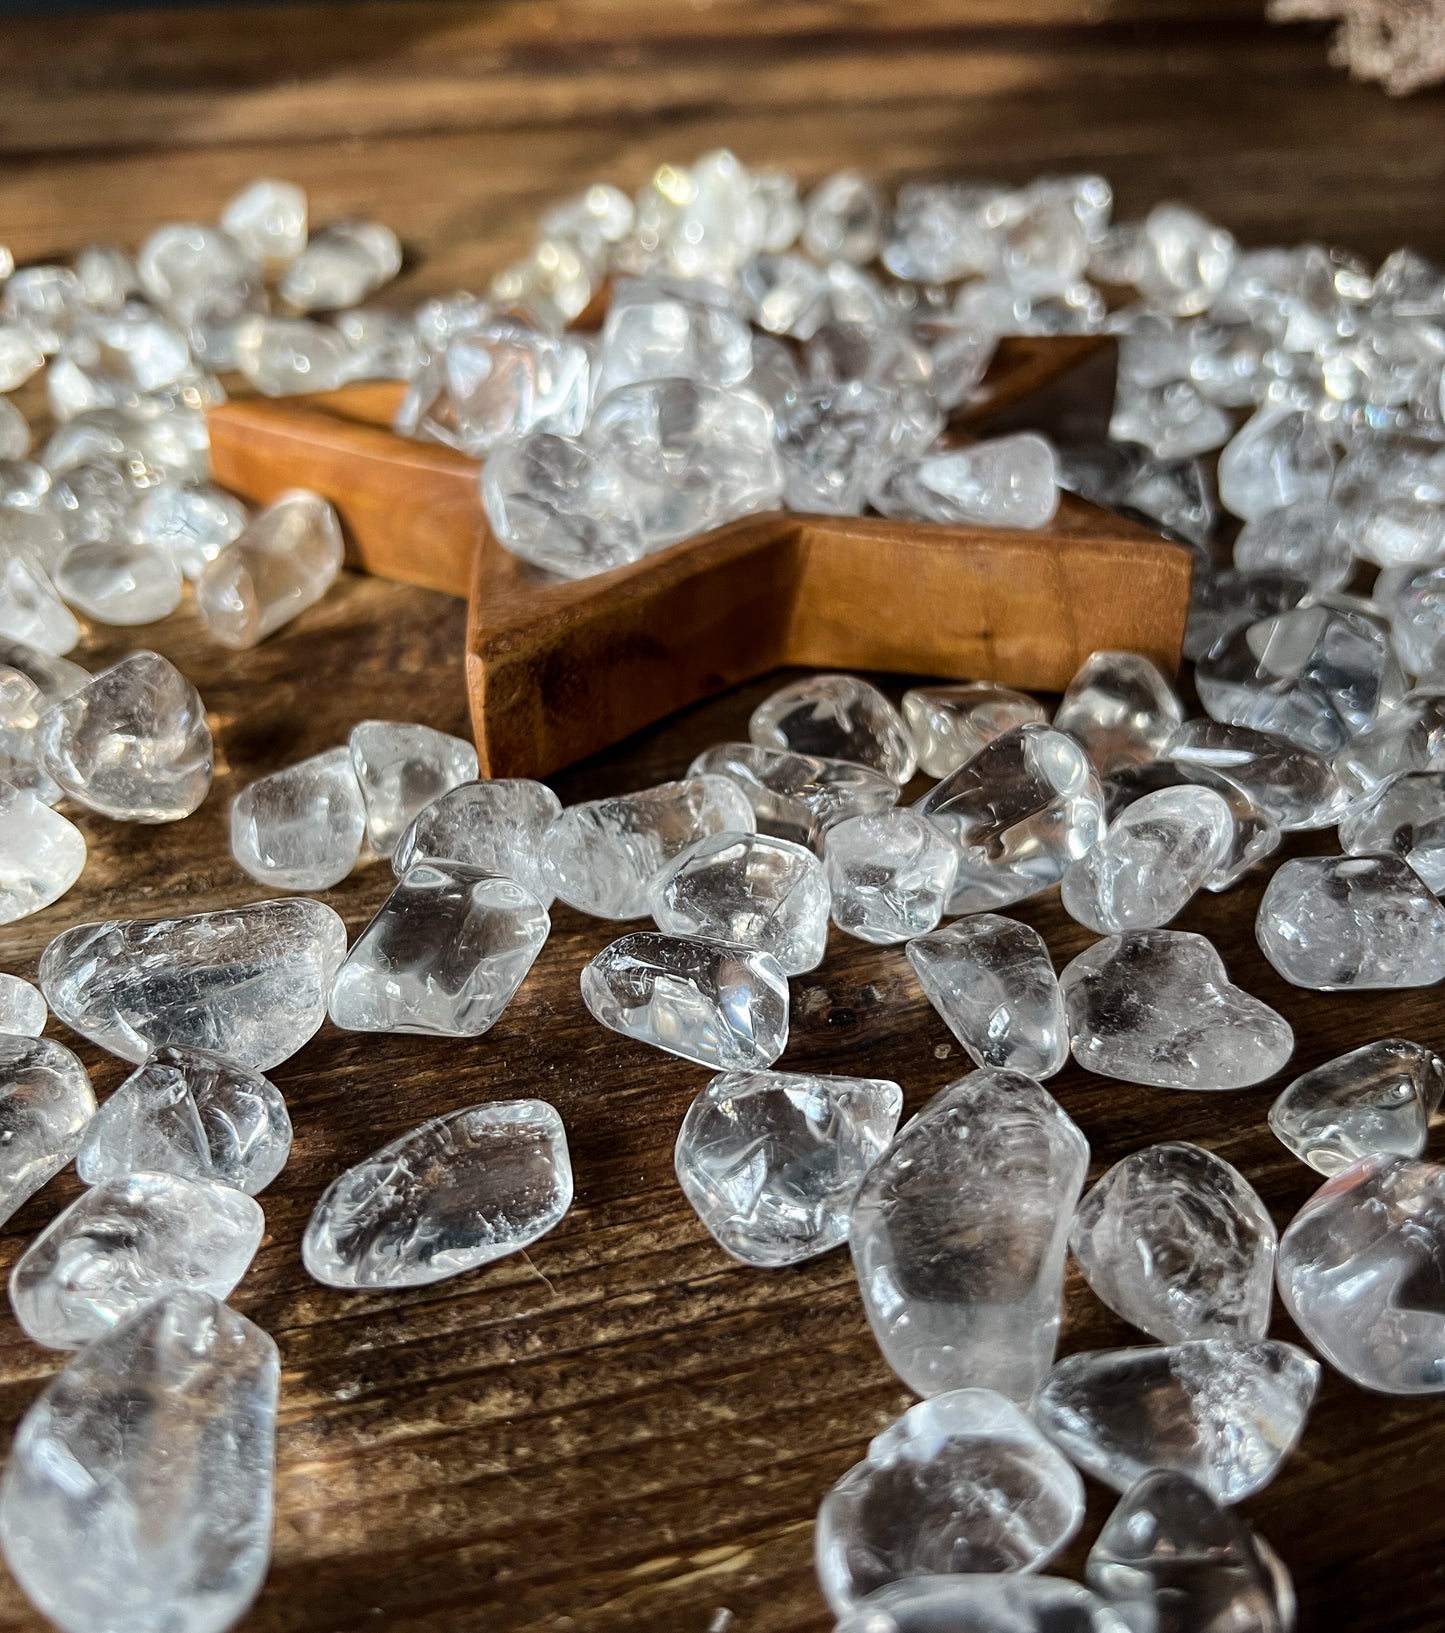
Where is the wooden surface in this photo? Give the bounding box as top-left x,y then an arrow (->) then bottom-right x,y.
2,4 -> 1445,1631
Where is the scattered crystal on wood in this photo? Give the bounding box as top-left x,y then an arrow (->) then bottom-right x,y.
834,1576 -> 1122,1633
1269,1039 -> 1445,1177
347,719 -> 479,859
902,682 -> 1048,779
689,741 -> 898,851
1169,717 -> 1346,830
0,781 -> 86,924
231,746 -> 366,890
390,777 -> 561,905
1339,771 -> 1445,893
824,809 -> 958,944
1054,650 -> 1185,776
0,972 -> 46,1037
196,490 -> 343,649
749,674 -> 916,783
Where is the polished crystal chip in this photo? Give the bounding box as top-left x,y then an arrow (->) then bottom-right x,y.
0,1036 -> 94,1226
1183,569 -> 1308,665
1063,930 -> 1293,1090
53,538 -> 184,625
902,682 -> 1048,779
302,1099 -> 572,1288
688,741 -> 899,851
906,915 -> 1068,1079
0,638 -> 89,709
232,315 -> 351,396
1339,771 -> 1445,892
836,1576 -> 1121,1633
1168,717 -> 1345,829
1335,691 -> 1445,797
0,550 -> 81,655
749,674 -> 915,782
801,171 -> 886,266
592,277 -> 753,400
137,222 -> 262,334
0,399 -> 31,461
1101,759 -> 1280,893
738,254 -> 829,340
196,489 -> 343,649
1054,650 -> 1185,776
850,1069 -> 1089,1399
231,746 -> 366,890
674,1069 -> 902,1266
0,323 -> 45,392
581,931 -> 788,1069
431,321 -> 589,456
220,178 -> 308,267
873,433 -> 1060,530
1234,500 -> 1353,592
1269,1038 -> 1445,1175
10,1170 -> 264,1350
1256,854 -> 1445,990
40,897 -> 347,1070
815,1389 -> 1085,1614
1071,1142 -> 1277,1343
916,724 -> 1105,914
0,781 -> 86,924
391,777 -> 560,905
650,830 -> 829,975
0,1291 -> 278,1633
773,380 -> 919,514
1130,203 -> 1237,316
1110,379 -> 1234,461
824,809 -> 958,944
38,650 -> 211,823
1034,1340 -> 1320,1502
0,972 -> 46,1037
345,719 -> 478,859
279,219 -> 401,311
1218,409 -> 1335,522
1376,565 -> 1445,682
546,775 -> 754,919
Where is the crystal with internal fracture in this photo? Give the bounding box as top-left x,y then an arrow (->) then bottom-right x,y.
347,720 -> 479,859
0,973 -> 45,1037
749,674 -> 916,782
391,778 -> 560,906
1269,1039 -> 1445,1176
1102,759 -> 1280,892
53,539 -> 183,625
873,433 -> 1059,529
0,781 -> 86,924
196,490 -> 343,649
1169,717 -> 1346,830
825,809 -> 958,944
1053,650 -> 1185,776
1339,771 -> 1445,893
1217,409 -> 1335,521
231,747 -> 366,890
689,742 -> 899,851
0,1036 -> 94,1227
903,682 -> 1048,779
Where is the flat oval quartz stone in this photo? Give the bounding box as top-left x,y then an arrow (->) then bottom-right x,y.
835,1577 -> 1120,1633
37,650 -> 212,822
40,897 -> 348,1070
749,673 -> 917,782
689,741 -> 899,851
850,1069 -> 1089,1400
1277,1154 -> 1445,1394
391,778 -> 561,906
0,1291 -> 279,1633
1269,1039 -> 1445,1175
0,781 -> 86,924
0,972 -> 46,1036
815,1388 -> 1085,1614
302,1100 -> 572,1289
824,809 -> 958,944
1034,1340 -> 1320,1502
348,719 -> 480,858
902,682 -> 1048,779
9,1170 -> 265,1350
230,746 -> 366,890
674,1069 -> 902,1266
1062,930 -> 1293,1090
581,931 -> 789,1069
75,1045 -> 293,1195
1053,650 -> 1185,776
0,1035 -> 95,1226
1070,1142 -> 1277,1343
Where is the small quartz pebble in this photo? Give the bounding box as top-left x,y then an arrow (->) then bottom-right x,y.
1102,758 -> 1280,892
749,674 -> 916,782
688,741 -> 898,851
9,1170 -> 264,1350
850,1069 -> 1089,1400
196,490 -> 344,649
650,830 -> 830,975
0,974 -> 45,1037
1269,1039 -> 1445,1176
0,1291 -> 279,1633
348,719 -> 480,858
52,539 -> 184,625
0,551 -> 81,656
38,650 -> 212,822
231,746 -> 366,890
1034,1340 -> 1320,1502
1169,717 -> 1346,830
1070,1142 -> 1277,1343
0,1035 -> 95,1226
131,483 -> 249,581
581,931 -> 789,1069
835,1577 -> 1121,1633
76,1046 -> 293,1196
546,775 -> 754,919
674,1069 -> 902,1266
824,808 -> 957,944
902,681 -> 1048,779
1235,500 -> 1353,592
391,778 -> 561,905
1063,930 -> 1293,1090
1336,691 -> 1445,799
232,316 -> 351,396
279,219 -> 402,312
329,865 -> 549,1037
302,1100 -> 572,1289
1053,650 -> 1185,776
873,433 -> 1060,530
815,1388 -> 1085,1614
40,897 -> 347,1070
0,782 -> 86,924
1257,855 -> 1445,990
906,915 -> 1068,1079
220,178 -> 308,268
1339,771 -> 1445,893
1217,408 -> 1335,521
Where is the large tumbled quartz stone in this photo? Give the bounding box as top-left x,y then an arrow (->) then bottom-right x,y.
902,681 -> 1048,779
749,674 -> 916,782
1277,1154 -> 1445,1394
0,1290 -> 279,1633
75,1045 -> 292,1195
348,719 -> 479,858
835,1577 -> 1121,1633
650,830 -> 829,975
1070,1142 -> 1277,1343
0,781 -> 86,924
1062,930 -> 1293,1090
391,778 -> 561,906
40,897 -> 348,1070
1053,650 -> 1184,776
815,1388 -> 1085,1614
329,865 -> 549,1037
580,931 -> 789,1070
0,972 -> 46,1036
1269,1038 -> 1445,1175
38,650 -> 211,822
196,490 -> 344,649
1034,1340 -> 1320,1502
916,725 -> 1105,914
824,809 -> 958,944
9,1170 -> 264,1350
0,1035 -> 94,1227
907,915 -> 1067,1079
1257,854 -> 1445,989
546,775 -> 754,919
850,1069 -> 1088,1400
302,1100 -> 572,1289
230,747 -> 366,890
689,741 -> 898,851
1335,691 -> 1445,800
674,1069 -> 902,1266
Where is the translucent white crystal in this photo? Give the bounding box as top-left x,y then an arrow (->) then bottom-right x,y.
835,1576 -> 1121,1633
232,315 -> 351,396
1054,650 -> 1185,776
347,719 -> 478,858
0,323 -> 45,392
802,172 -> 886,267
1339,771 -> 1445,892
52,538 -> 184,625
824,809 -> 958,943
391,777 -> 560,905
0,551 -> 81,655
490,235 -> 593,329
1169,717 -> 1346,830
1376,564 -> 1445,681
1034,1340 -> 1320,1501
674,1069 -> 902,1266
0,781 -> 86,924
302,1099 -> 572,1288
850,1069 -> 1089,1400
873,433 -> 1059,530
749,674 -> 915,782
1270,1038 -> 1445,1176
1217,409 -> 1335,522
40,897 -> 347,1070
885,182 -> 1005,283
137,222 -> 263,334
688,741 -> 899,851
773,380 -> 918,514
815,1389 -> 1085,1614
435,321 -> 589,455
73,245 -> 140,313
0,972 -> 45,1037
580,931 -> 788,1069
1334,691 -> 1445,798
279,219 -> 401,312
196,490 -> 343,649
1130,204 -> 1237,316
0,1036 -> 94,1226
0,398 -> 31,461
231,746 -> 366,890
902,682 -> 1047,779
0,1291 -> 278,1633
1183,568 -> 1307,664
738,254 -> 829,340
1234,501 -> 1353,592
592,277 -> 753,401
1110,379 -> 1233,462
220,179 -> 308,268
10,1171 -> 264,1350
1062,930 -> 1294,1090
1101,759 -> 1280,893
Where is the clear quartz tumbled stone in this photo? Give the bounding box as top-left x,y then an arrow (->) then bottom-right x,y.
835,1576 -> 1122,1633
230,746 -> 366,890
673,1069 -> 902,1266
196,490 -> 344,649
902,682 -> 1048,780
815,1388 -> 1085,1614
1269,1039 -> 1445,1176
302,1100 -> 572,1289
802,172 -> 886,267
1335,692 -> 1445,799
824,809 -> 957,944
391,778 -> 560,906
689,742 -> 899,852
0,1291 -> 279,1633
129,484 -> 249,582
0,973 -> 46,1037
231,315 -> 352,396
220,178 -> 308,268
581,931 -> 789,1069
1235,500 -> 1353,593
1338,771 -> 1445,892
1169,717 -> 1346,830
53,539 -> 184,626
1101,759 -> 1279,892
1034,1340 -> 1320,1502
749,673 -> 916,782
0,781 -> 86,924
872,433 -> 1060,530
9,1171 -> 265,1350
1070,1142 -> 1278,1343
347,720 -> 479,859
279,219 -> 402,312
0,1035 -> 94,1227
1217,408 -> 1335,521
850,1069 -> 1089,1400
1053,650 -> 1185,777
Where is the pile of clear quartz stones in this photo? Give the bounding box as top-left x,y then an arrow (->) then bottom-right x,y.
4,152 -> 1445,1633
